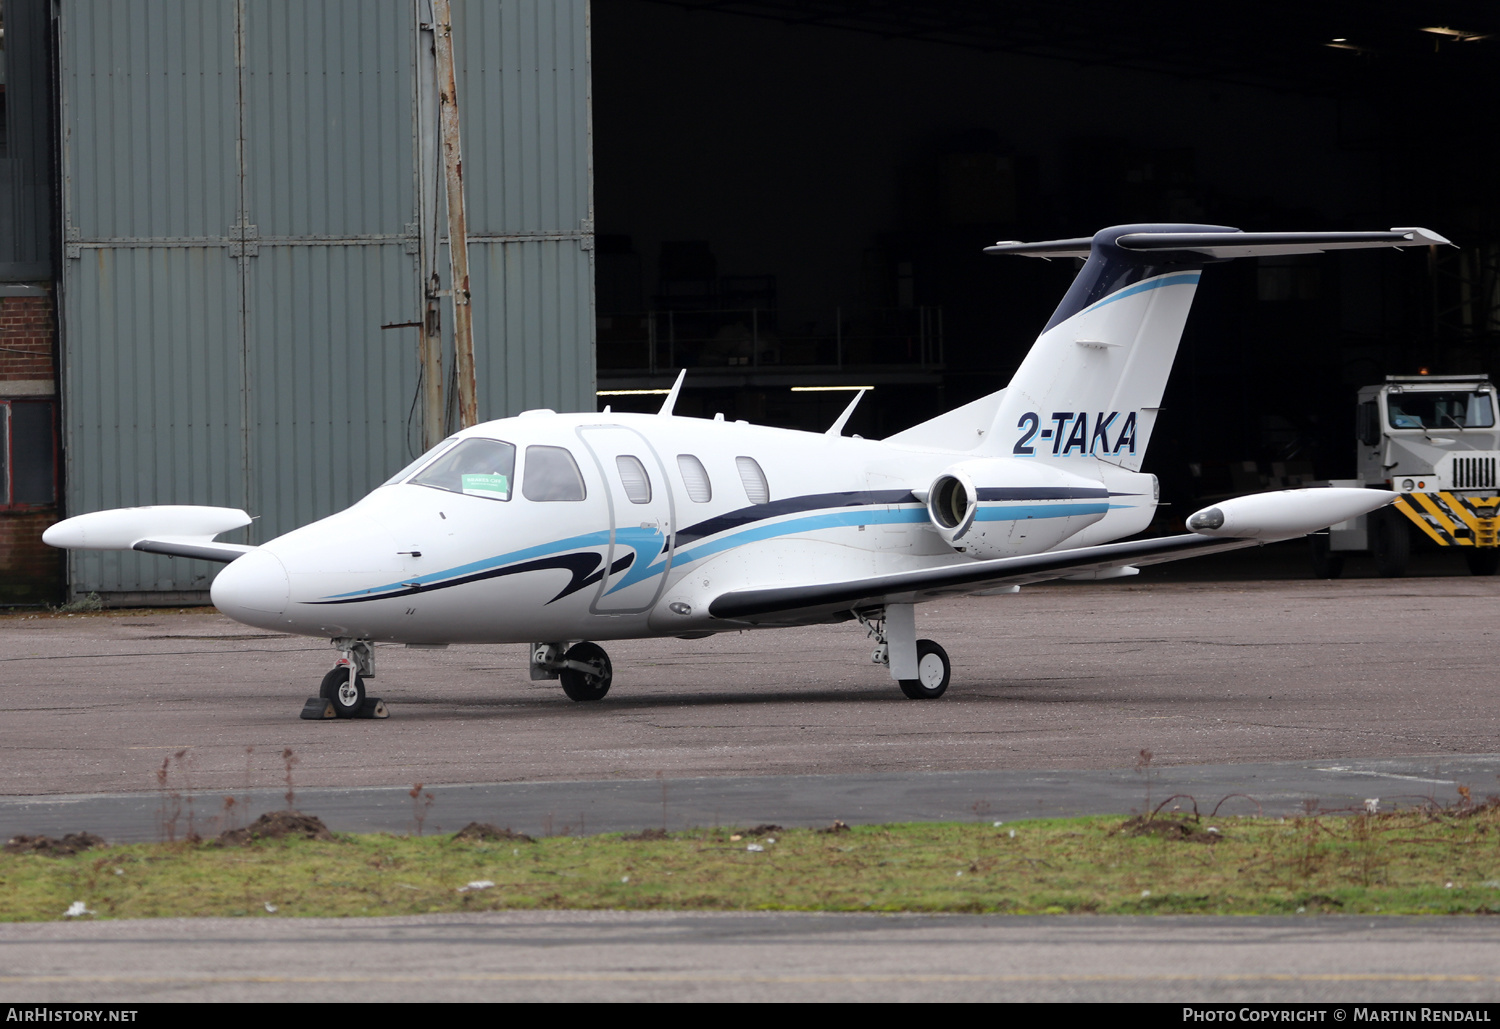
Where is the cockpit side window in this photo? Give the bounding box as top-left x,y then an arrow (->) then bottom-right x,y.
410,438 -> 516,501
523,445 -> 587,502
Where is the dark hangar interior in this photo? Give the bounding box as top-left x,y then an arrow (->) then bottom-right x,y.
591,0 -> 1500,519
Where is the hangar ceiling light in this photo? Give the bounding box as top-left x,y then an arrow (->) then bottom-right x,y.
643,0 -> 1500,94
1419,25 -> 1491,41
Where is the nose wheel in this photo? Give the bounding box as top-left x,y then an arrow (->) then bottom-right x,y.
319,665 -> 367,717
300,639 -> 388,720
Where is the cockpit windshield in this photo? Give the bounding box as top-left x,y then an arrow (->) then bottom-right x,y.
408,438 -> 517,501
1387,391 -> 1496,430
380,438 -> 459,487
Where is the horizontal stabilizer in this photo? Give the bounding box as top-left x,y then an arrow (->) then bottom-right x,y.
987,227 -> 1450,261
43,506 -> 255,564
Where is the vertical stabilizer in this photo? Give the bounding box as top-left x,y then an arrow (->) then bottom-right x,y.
980,223 -> 1230,469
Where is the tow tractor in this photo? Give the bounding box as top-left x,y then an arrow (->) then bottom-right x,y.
1314,374 -> 1500,578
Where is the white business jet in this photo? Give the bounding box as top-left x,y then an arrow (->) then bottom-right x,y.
45,223 -> 1442,717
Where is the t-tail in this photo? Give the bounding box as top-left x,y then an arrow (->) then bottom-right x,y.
969,223 -> 1450,469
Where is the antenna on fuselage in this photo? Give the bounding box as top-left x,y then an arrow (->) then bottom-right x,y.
825,388 -> 869,436
658,369 -> 687,416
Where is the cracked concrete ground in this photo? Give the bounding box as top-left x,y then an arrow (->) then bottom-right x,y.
3,546 -> 1496,798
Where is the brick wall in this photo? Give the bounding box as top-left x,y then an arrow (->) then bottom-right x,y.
0,290 -> 63,606
0,296 -> 54,381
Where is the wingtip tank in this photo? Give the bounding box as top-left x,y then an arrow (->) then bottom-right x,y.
1186,488 -> 1397,541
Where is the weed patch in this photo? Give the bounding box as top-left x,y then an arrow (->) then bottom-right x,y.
6,807 -> 1500,921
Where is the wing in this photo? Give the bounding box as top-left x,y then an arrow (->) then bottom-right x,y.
707,532 -> 1261,626
131,538 -> 256,563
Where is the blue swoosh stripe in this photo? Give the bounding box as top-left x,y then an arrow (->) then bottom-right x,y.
323,529 -> 613,599
1082,271 -> 1200,317
322,500 -> 1109,601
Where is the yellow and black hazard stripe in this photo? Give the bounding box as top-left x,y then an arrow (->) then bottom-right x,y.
1393,491 -> 1500,548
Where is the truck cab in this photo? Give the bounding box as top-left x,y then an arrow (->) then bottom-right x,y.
1323,375 -> 1500,577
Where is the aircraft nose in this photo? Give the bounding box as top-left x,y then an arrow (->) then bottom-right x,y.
210,549 -> 291,625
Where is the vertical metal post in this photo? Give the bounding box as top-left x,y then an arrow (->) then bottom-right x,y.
432,0 -> 477,429
668,310 -> 675,369
233,0 -> 254,538
752,308 -> 759,367
647,310 -> 657,373
413,1 -> 444,449
835,306 -> 842,369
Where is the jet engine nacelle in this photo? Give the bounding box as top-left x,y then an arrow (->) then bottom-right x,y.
923,458 -> 1109,559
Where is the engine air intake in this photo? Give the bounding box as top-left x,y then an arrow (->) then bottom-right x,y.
931,475 -> 970,529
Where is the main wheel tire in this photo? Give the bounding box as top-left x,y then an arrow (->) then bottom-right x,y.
1371,507 -> 1410,578
1466,549 -> 1500,576
1309,533 -> 1344,579
899,639 -> 950,700
320,666 -> 366,718
559,641 -> 612,702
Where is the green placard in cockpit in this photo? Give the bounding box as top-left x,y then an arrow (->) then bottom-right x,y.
461,473 -> 510,498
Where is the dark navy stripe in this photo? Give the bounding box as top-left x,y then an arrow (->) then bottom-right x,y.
675,490 -> 913,547
1042,222 -> 1230,331
975,487 -> 1109,501
309,551 -> 633,607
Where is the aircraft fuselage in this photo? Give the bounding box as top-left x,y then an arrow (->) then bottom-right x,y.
210,409 -> 1155,644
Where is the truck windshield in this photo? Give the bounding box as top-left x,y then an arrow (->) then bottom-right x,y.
1387,391 -> 1495,430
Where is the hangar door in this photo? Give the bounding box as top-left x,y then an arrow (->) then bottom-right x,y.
57,0 -> 594,599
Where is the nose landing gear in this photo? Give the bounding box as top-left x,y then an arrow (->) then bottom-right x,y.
300,638 -> 389,720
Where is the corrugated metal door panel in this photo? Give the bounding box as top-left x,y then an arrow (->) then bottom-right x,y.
65,247 -> 244,593
242,0 -> 412,238
244,244 -> 417,542
471,239 -> 594,420
60,0 -> 244,594
452,0 -> 591,235
238,0 -> 417,544
65,0 -> 239,241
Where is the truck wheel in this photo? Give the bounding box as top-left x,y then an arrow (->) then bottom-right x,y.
1309,534 -> 1344,579
1466,550 -> 1500,576
1371,508 -> 1410,578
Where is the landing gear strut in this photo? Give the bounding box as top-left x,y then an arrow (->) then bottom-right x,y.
532,641 -> 614,702
858,606 -> 951,699
300,638 -> 388,720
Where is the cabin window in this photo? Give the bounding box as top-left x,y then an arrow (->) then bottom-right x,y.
677,454 -> 712,502
735,456 -> 769,504
616,455 -> 652,504
410,437 -> 516,501
523,446 -> 587,502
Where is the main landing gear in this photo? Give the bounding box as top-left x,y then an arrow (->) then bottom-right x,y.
531,641 -> 614,702
300,638 -> 389,720
859,605 -> 951,699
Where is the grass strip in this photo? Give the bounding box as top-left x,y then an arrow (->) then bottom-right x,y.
5,808 -> 1500,921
